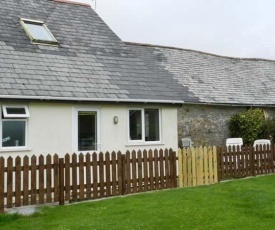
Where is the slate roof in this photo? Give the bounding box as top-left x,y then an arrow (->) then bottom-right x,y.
126,42 -> 275,106
0,0 -> 184,103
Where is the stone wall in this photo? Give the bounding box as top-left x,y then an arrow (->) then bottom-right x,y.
178,104 -> 275,147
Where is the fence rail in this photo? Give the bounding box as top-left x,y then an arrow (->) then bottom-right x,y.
0,149 -> 177,213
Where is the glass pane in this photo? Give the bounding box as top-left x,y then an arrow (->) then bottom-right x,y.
6,107 -> 26,115
129,110 -> 142,140
2,121 -> 26,147
145,109 -> 159,141
78,112 -> 97,151
25,23 -> 56,41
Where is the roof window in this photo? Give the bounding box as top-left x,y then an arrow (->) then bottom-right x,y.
20,18 -> 58,45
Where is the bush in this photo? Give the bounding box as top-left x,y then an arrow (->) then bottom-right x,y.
229,108 -> 265,144
263,117 -> 275,143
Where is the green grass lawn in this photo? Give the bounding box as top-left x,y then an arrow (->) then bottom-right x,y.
1,175 -> 275,230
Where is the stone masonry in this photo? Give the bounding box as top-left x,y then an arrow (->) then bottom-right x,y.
178,104 -> 275,147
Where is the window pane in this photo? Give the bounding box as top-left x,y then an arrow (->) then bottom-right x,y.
25,23 -> 55,41
2,121 -> 26,147
78,112 -> 97,151
145,109 -> 159,141
129,110 -> 142,140
6,107 -> 26,115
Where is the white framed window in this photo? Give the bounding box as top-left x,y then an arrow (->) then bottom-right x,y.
1,105 -> 29,149
73,108 -> 100,153
2,105 -> 30,118
128,108 -> 161,143
20,18 -> 58,45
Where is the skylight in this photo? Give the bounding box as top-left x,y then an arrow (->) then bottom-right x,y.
20,18 -> 58,45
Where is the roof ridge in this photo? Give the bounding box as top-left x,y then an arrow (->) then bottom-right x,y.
52,0 -> 91,7
124,41 -> 275,63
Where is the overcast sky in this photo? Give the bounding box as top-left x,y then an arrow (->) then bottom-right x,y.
74,0 -> 275,60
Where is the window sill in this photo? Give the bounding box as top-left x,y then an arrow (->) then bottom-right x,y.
125,142 -> 165,147
0,148 -> 32,153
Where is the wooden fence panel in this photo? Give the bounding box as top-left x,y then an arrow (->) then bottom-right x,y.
178,147 -> 218,187
0,149 -> 178,213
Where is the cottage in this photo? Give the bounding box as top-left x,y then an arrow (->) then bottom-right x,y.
0,0 -> 182,156
126,42 -> 275,146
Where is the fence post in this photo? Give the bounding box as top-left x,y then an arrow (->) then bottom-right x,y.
59,158 -> 64,206
0,157 -> 4,214
169,149 -> 177,188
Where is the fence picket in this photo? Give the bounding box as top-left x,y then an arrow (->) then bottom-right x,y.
154,149 -> 160,190
137,150 -> 143,192
92,152 -> 98,199
31,156 -> 36,205
79,153 -> 84,200
126,151 -> 131,194
111,152 -> 116,196
7,157 -> 13,208
46,155 -> 52,203
54,154 -> 59,202
117,152 -> 123,195
39,155 -> 45,204
72,153 -> 78,201
105,152 -> 111,197
164,149 -> 170,188
132,151 -> 137,193
65,154 -> 71,201
143,150 -> 148,191
159,149 -> 165,189
99,152 -> 105,198
23,156 -> 29,206
15,156 -> 21,207
86,153 -> 92,199
203,147 -> 209,185
0,157 -> 4,214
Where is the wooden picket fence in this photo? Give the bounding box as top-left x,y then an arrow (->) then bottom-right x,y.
178,147 -> 218,187
0,149 -> 177,214
217,145 -> 275,180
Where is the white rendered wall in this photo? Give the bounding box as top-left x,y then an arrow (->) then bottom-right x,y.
0,102 -> 178,157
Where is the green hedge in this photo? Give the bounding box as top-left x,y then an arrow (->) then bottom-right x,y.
229,108 -> 265,145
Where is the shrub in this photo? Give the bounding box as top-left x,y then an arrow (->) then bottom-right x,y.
263,117 -> 275,143
229,108 -> 265,144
